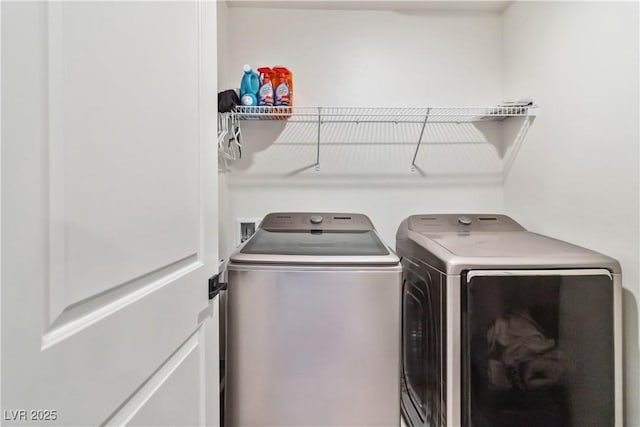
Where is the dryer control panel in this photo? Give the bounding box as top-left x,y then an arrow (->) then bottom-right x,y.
261,212 -> 375,232
408,214 -> 525,233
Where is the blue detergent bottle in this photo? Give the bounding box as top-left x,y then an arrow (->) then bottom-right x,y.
239,64 -> 260,106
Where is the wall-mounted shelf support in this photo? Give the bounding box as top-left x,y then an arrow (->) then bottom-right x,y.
411,108 -> 431,172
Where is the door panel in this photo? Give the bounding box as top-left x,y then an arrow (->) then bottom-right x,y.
57,1 -> 200,309
113,330 -> 204,427
464,270 -> 614,427
1,1 -> 218,426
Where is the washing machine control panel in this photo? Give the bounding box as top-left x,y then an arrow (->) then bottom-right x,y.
408,214 -> 525,233
261,212 -> 374,231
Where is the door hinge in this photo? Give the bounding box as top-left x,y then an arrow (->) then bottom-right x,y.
208,274 -> 227,300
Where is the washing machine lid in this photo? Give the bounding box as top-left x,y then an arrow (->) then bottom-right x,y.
230,212 -> 399,265
396,214 -> 621,273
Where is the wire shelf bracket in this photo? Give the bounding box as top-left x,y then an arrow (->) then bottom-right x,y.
316,107 -> 321,171
411,108 -> 431,172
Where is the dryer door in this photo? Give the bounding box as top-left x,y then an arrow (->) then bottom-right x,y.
462,269 -> 615,427
402,260 -> 444,427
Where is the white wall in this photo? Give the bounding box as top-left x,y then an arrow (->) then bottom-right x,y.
217,0 -> 231,258
221,7 -> 504,106
502,2 -> 639,426
219,6 -> 507,254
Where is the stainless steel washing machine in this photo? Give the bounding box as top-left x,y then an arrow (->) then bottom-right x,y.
226,212 -> 402,427
396,214 -> 622,427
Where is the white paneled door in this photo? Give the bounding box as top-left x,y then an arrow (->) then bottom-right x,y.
1,1 -> 219,426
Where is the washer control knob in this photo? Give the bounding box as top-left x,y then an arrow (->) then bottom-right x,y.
458,216 -> 472,226
310,215 -> 323,225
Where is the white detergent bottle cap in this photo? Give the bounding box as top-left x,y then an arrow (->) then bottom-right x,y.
243,64 -> 252,72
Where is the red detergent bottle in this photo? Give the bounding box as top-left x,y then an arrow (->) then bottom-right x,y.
257,67 -> 274,106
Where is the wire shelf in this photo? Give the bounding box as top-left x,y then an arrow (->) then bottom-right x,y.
231,105 -> 536,123
220,103 -> 537,176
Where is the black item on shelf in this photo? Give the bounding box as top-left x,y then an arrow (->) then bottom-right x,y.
218,89 -> 239,113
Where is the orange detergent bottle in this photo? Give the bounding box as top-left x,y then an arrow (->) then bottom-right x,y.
272,67 -> 293,106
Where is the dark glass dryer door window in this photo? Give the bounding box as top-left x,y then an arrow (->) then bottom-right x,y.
463,270 -> 614,427
402,262 -> 444,426
403,273 -> 428,422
